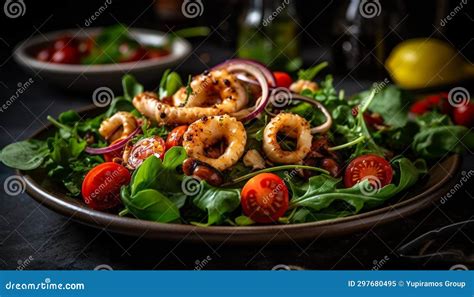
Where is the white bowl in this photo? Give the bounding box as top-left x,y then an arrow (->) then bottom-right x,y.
13,28 -> 192,91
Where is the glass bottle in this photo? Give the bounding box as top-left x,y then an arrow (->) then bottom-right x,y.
237,0 -> 301,71
332,0 -> 406,78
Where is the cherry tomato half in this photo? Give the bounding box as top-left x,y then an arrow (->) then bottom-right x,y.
241,173 -> 289,223
165,125 -> 188,150
147,48 -> 169,59
81,162 -> 131,210
53,36 -> 77,50
344,154 -> 393,189
51,46 -> 80,64
273,71 -> 293,89
127,136 -> 166,169
103,139 -> 125,162
452,102 -> 474,127
36,48 -> 54,62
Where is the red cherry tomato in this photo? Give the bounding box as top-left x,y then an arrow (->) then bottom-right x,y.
127,136 -> 166,169
81,162 -> 131,210
344,154 -> 393,189
51,46 -> 80,64
36,48 -> 54,62
166,125 -> 188,150
53,36 -> 77,50
273,71 -> 293,89
147,48 -> 169,59
452,102 -> 474,127
119,43 -> 148,63
241,173 -> 289,223
103,139 -> 125,162
78,38 -> 94,56
410,93 -> 451,115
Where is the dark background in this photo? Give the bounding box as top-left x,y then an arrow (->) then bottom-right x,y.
0,0 -> 472,270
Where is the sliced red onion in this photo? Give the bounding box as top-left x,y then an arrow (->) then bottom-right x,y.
289,94 -> 333,134
235,73 -> 275,89
85,126 -> 141,155
223,63 -> 271,122
213,58 -> 276,87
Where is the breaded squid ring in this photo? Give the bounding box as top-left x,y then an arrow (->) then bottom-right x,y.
133,92 -> 222,125
263,113 -> 312,164
182,115 -> 247,171
135,70 -> 248,125
174,69 -> 248,111
99,111 -> 137,142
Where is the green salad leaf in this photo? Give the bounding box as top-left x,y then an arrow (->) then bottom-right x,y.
121,187 -> 180,223
122,74 -> 144,101
0,140 -> 49,170
413,125 -> 474,158
159,70 -> 183,99
356,85 -> 412,128
289,158 -> 425,222
190,181 -> 241,226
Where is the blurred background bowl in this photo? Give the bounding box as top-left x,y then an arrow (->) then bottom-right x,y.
13,28 -> 192,92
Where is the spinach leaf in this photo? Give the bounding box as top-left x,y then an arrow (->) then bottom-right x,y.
105,97 -> 135,118
289,158 -> 424,221
131,155 -> 162,195
0,140 -> 49,170
191,181 -> 241,226
159,70 -> 183,99
130,147 -> 187,195
122,74 -> 144,101
121,187 -> 180,223
412,125 -> 474,158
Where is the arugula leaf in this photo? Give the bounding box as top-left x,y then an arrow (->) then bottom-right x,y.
289,158 -> 424,221
412,125 -> 474,158
415,111 -> 451,128
367,85 -> 412,128
191,181 -> 241,226
297,62 -> 328,81
0,140 -> 49,170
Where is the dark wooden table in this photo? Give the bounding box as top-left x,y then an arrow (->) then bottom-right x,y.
0,47 -> 472,270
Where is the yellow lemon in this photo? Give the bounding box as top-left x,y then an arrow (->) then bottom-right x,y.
385,38 -> 474,89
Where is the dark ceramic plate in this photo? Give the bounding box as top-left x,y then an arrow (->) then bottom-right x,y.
19,106 -> 462,243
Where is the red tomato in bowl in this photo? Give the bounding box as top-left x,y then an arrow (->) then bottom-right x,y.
148,48 -> 169,59
81,162 -> 131,210
36,48 -> 54,62
344,154 -> 393,189
241,173 -> 289,223
51,46 -> 80,64
53,36 -> 78,50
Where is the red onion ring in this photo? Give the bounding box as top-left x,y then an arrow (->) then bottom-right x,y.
222,63 -> 271,122
85,126 -> 141,155
213,58 -> 276,87
289,94 -> 333,134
